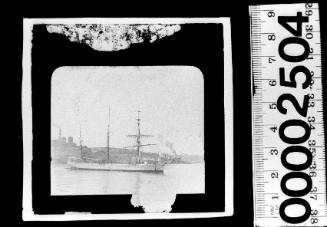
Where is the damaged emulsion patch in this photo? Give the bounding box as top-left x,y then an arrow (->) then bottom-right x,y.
46,24 -> 181,52
131,189 -> 177,213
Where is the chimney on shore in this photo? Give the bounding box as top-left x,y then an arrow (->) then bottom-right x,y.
59,128 -> 62,140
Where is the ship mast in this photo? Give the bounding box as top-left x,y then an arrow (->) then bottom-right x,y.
79,126 -> 83,160
136,110 -> 141,163
107,107 -> 110,162
126,111 -> 156,164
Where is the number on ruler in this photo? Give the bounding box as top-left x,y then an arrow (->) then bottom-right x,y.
278,12 -> 308,36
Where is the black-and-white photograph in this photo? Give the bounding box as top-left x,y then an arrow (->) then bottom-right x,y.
11,1 -> 327,226
22,18 -> 233,221
51,66 -> 205,211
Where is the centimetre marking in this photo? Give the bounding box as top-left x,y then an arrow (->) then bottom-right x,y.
251,3 -> 326,227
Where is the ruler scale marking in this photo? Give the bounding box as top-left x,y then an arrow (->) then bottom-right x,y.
250,3 -> 326,227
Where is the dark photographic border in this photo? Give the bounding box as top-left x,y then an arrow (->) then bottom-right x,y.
24,20 -> 229,216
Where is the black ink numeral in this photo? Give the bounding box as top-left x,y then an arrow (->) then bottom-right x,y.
278,12 -> 308,36
277,94 -> 309,117
279,66 -> 312,89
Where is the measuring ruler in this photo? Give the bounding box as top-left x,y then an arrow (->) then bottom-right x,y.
250,3 -> 326,226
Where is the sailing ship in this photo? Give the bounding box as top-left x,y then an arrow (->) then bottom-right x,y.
67,110 -> 165,173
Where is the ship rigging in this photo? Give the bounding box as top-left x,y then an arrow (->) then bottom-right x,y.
67,109 -> 165,173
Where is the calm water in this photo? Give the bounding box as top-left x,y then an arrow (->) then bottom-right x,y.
51,163 -> 204,195
51,163 -> 204,212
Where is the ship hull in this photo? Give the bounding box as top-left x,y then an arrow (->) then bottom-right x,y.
67,160 -> 164,173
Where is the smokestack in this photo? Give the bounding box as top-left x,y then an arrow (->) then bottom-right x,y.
165,141 -> 177,156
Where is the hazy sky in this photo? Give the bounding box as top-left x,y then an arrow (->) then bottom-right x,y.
51,66 -> 204,156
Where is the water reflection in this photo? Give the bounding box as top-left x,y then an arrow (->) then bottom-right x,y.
52,163 -> 204,212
